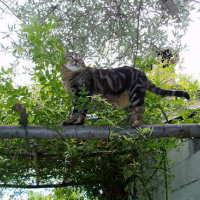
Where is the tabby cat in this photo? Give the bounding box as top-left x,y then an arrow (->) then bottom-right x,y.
61,50 -> 190,126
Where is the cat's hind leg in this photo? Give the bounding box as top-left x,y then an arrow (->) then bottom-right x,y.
128,89 -> 145,126
127,105 -> 145,126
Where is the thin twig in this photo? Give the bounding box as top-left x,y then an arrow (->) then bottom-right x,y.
158,105 -> 169,123
0,0 -> 26,23
188,0 -> 200,4
134,0 -> 143,66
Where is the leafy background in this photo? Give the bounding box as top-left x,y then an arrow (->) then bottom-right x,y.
0,0 -> 200,199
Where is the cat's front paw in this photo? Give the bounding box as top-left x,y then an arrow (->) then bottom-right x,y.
127,113 -> 143,127
62,111 -> 86,126
62,119 -> 75,125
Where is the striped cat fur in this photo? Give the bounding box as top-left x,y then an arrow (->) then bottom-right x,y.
61,51 -> 190,126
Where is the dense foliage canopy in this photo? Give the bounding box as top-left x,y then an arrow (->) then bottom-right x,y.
0,0 -> 200,199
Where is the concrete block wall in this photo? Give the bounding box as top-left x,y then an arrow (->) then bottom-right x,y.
153,139 -> 200,200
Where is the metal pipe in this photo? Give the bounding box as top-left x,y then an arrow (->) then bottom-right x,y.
0,124 -> 200,139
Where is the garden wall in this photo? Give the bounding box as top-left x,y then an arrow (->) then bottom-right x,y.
153,139 -> 200,200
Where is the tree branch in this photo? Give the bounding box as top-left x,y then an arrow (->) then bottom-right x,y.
134,0 -> 143,66
0,0 -> 26,23
33,151 -> 40,185
13,103 -> 28,126
0,182 -> 79,188
62,157 -> 77,184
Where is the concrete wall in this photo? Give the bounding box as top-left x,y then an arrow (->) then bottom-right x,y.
153,98 -> 200,200
153,139 -> 200,200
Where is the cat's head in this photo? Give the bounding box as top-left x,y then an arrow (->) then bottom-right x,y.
63,48 -> 86,71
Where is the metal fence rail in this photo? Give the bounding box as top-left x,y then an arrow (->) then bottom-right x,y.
0,124 -> 200,139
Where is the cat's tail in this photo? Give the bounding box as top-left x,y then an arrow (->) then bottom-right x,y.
147,80 -> 190,100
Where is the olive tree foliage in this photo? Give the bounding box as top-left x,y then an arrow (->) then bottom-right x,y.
0,0 -> 196,66
0,0 -> 200,200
